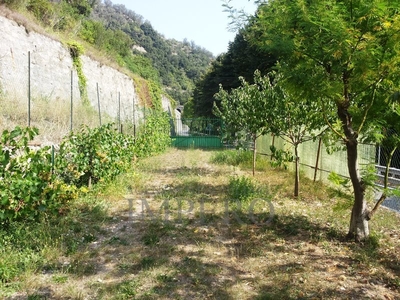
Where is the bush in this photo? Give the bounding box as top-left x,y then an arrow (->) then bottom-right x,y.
27,0 -> 54,25
134,110 -> 171,158
0,116 -> 170,222
227,175 -> 257,203
0,127 -> 72,224
56,123 -> 135,187
211,150 -> 253,166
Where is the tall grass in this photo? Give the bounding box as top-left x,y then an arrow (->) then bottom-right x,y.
0,186 -> 110,290
211,149 -> 271,171
0,93 -> 115,144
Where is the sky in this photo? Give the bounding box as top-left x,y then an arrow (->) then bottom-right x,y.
111,0 -> 258,56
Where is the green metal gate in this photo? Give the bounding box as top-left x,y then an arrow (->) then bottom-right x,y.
170,118 -> 223,148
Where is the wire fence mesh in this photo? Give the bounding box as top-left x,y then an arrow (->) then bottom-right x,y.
257,134 -> 400,212
0,50 -> 143,144
257,134 -> 400,183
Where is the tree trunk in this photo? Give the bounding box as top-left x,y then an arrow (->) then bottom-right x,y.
337,75 -> 369,241
294,144 -> 299,197
345,138 -> 369,241
252,135 -> 256,176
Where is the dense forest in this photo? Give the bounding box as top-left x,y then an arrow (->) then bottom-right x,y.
189,29 -> 277,117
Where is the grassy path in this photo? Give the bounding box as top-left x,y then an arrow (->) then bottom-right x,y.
6,148 -> 400,299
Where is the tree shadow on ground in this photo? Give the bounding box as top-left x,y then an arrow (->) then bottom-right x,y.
86,218 -> 245,299
146,165 -> 221,178
12,207 -> 398,299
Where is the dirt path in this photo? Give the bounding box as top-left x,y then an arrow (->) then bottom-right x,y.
8,148 -> 400,299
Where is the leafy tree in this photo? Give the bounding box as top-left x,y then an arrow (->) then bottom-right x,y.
64,0 -> 93,17
192,53 -> 237,117
215,70 -> 326,195
267,73 -> 326,197
191,29 -> 276,117
26,0 -> 54,24
214,70 -> 274,176
368,94 -> 400,218
249,0 -> 400,241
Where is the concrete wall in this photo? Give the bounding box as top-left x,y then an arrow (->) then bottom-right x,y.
0,14 -> 164,123
0,15 -> 80,102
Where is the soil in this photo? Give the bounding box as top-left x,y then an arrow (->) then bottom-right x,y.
6,148 -> 400,300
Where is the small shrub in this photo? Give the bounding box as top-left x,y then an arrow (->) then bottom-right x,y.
211,150 -> 253,166
55,123 -> 134,187
27,0 -> 54,25
133,110 -> 171,158
0,127 -> 73,223
227,175 -> 257,202
116,280 -> 138,299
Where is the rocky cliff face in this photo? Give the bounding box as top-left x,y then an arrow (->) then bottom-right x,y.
0,13 -> 172,123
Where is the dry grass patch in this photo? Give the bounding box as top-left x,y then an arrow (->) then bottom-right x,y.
0,93 -> 113,144
2,148 -> 400,300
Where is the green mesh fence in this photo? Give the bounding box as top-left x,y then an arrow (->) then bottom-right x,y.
170,118 -> 223,149
257,134 -> 377,183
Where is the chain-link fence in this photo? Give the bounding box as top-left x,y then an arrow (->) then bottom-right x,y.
170,118 -> 223,148
258,135 -> 371,181
0,50 -> 144,144
257,134 -> 400,211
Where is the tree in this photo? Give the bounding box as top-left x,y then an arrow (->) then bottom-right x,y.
191,29 -> 276,118
249,0 -> 400,241
214,70 -> 274,176
192,53 -> 238,117
65,0 -> 93,17
215,69 -> 325,196
368,93 -> 400,219
267,74 -> 326,197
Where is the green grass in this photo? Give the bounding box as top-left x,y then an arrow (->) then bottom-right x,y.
227,175 -> 258,202
211,149 -> 272,172
1,148 -> 400,299
0,185 -> 110,288
211,149 -> 253,167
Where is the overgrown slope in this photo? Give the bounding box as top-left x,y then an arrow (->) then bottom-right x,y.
1,0 -> 214,106
92,1 -> 214,105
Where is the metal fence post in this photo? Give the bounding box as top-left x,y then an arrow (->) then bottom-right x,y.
28,51 -> 31,127
313,138 -> 322,182
133,97 -> 136,137
118,92 -> 121,133
70,70 -> 73,132
97,82 -> 102,126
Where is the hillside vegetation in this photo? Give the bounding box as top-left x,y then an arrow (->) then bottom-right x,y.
0,0 -> 214,106
92,1 -> 214,105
